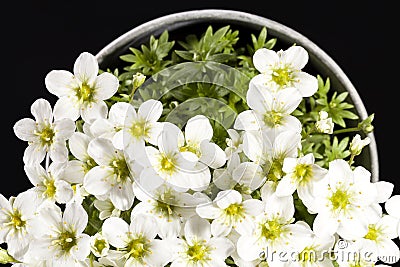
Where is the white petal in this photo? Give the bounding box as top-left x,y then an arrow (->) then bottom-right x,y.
234,110 -> 261,131
275,175 -> 297,197
242,131 -> 264,162
274,87 -> 302,113
337,216 -> 368,239
23,144 -> 46,165
73,52 -> 99,84
213,169 -> 235,190
282,46 -> 309,70
146,121 -> 164,146
236,235 -> 261,261
185,115 -> 213,144
109,101 -> 136,125
253,48 -> 279,73
13,190 -> 39,217
87,138 -> 115,165
209,237 -> 235,259
13,118 -> 37,141
49,141 -> 68,163
102,217 -> 129,248
63,160 -> 86,184
63,202 -> 88,234
31,98 -> 53,122
71,234 -> 91,261
232,162 -> 265,190
69,132 -> 91,161
313,214 -> 339,238
138,99 -> 163,122
94,72 -> 119,100
199,141 -> 226,169
158,217 -> 182,239
81,101 -> 108,123
375,181 -> 394,203
215,190 -> 242,209
377,239 -> 400,264
327,159 -> 353,187
130,215 -> 157,239
293,71 -> 318,97
147,239 -> 175,267
45,70 -> 74,97
246,80 -> 270,112
53,96 -> 80,121
54,180 -> 74,203
265,194 -> 294,221
109,181 -> 135,211
139,167 -> 164,192
157,122 -> 181,154
184,216 -> 211,244
54,118 -> 76,139
242,199 -> 264,216
24,164 -> 45,186
385,195 -> 400,218
196,204 -> 221,219
83,166 -> 114,195
378,215 -> 399,239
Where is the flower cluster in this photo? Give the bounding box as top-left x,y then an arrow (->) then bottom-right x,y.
2,40 -> 400,267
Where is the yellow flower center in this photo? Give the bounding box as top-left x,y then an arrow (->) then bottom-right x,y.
11,211 -> 25,229
130,120 -> 148,139
126,235 -> 151,261
58,231 -> 77,252
75,83 -> 94,103
271,66 -> 293,87
36,125 -> 55,147
264,111 -> 283,128
159,154 -> 177,175
43,178 -> 56,199
93,239 -> 107,254
298,246 -> 317,262
180,144 -> 201,157
364,225 -> 381,241
112,158 -> 130,183
260,219 -> 283,241
265,159 -> 285,183
329,189 -> 351,211
293,164 -> 313,184
186,241 -> 211,262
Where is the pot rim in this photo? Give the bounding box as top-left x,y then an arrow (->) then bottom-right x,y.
95,9 -> 379,182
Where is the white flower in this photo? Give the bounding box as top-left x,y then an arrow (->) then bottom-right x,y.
285,221 -> 335,267
45,52 -> 119,122
315,110 -> 334,134
90,233 -> 109,258
13,98 -> 75,165
131,184 -> 200,238
29,202 -> 90,266
83,138 -> 139,211
234,82 -> 302,135
196,189 -> 264,237
353,214 -> 400,264
93,198 -> 121,220
171,216 -> 234,266
63,132 -> 97,185
241,130 -> 302,189
91,100 -> 164,150
311,159 -> 378,239
385,195 -> 400,238
0,191 -> 40,261
179,115 -> 226,169
136,122 -> 210,192
132,72 -> 146,89
350,134 -> 371,156
252,46 -> 318,97
236,193 -> 311,263
102,215 -> 173,266
225,129 -> 244,158
213,152 -> 264,195
24,162 -> 74,204
275,153 -> 327,207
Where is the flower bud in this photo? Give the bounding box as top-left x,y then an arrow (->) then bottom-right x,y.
350,134 -> 371,156
315,111 -> 334,134
132,72 -> 146,90
358,114 -> 374,134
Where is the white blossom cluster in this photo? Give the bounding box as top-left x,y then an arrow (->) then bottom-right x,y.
1,48 -> 399,267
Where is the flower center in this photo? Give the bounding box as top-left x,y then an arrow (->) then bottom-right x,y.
93,238 -> 108,254
111,158 -> 130,183
180,144 -> 201,157
329,189 -> 351,211
127,235 -> 151,260
186,241 -> 211,262
224,203 -> 244,217
260,219 -> 283,241
271,66 -> 292,87
58,231 -> 77,252
293,164 -> 313,184
43,178 -> 56,199
364,225 -> 381,241
159,154 -> 177,175
37,125 -> 55,147
83,158 -> 97,173
154,191 -> 177,219
130,120 -> 148,139
265,159 -> 285,182
11,211 -> 26,229
75,83 -> 94,103
264,111 -> 284,128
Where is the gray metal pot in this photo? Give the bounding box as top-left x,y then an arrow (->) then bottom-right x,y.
95,9 -> 379,182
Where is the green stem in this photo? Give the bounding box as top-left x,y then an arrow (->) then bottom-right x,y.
333,127 -> 359,135
348,154 -> 355,167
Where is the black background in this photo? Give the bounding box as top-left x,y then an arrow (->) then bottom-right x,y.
1,0 -> 400,265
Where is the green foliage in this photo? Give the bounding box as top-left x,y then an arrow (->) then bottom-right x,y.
120,31 -> 175,76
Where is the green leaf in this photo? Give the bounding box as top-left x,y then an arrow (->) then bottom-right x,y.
0,248 -> 17,264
